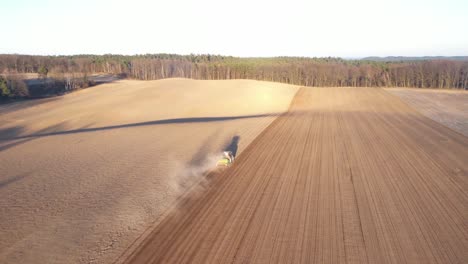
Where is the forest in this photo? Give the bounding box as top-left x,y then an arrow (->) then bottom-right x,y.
1,54 -> 467,99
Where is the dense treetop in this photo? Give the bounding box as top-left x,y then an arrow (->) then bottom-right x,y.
1,54 -> 467,91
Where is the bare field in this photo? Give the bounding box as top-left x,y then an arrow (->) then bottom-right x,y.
124,87 -> 468,264
386,88 -> 468,136
0,79 -> 299,264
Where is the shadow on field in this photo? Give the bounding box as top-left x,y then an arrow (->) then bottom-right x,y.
0,121 -> 94,152
25,74 -> 123,98
0,138 -> 36,152
0,172 -> 31,189
0,97 -> 61,115
224,136 -> 240,158
0,113 -> 277,141
188,130 -> 221,167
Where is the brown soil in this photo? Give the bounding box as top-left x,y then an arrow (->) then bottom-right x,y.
386,88 -> 468,136
0,79 -> 298,264
123,87 -> 468,264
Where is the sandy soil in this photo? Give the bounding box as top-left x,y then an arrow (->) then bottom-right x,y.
386,88 -> 468,136
0,79 -> 299,264
124,87 -> 468,264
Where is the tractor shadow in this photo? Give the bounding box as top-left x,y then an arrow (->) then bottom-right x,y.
224,135 -> 240,158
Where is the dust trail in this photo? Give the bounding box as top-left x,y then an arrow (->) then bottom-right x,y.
167,153 -> 223,198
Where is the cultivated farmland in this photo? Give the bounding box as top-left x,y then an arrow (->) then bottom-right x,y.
1,82 -> 467,264
123,87 -> 468,264
0,79 -> 298,264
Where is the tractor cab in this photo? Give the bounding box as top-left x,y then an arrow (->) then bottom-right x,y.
217,151 -> 235,167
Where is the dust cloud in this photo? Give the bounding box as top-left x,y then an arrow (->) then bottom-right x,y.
167,153 -> 223,197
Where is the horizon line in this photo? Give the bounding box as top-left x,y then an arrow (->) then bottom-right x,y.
1,53 -> 468,60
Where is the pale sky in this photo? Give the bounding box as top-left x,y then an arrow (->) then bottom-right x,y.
0,0 -> 467,57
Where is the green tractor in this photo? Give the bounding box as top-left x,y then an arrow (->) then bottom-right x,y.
217,151 -> 235,167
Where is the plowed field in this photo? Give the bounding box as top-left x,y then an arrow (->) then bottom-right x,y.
123,87 -> 468,264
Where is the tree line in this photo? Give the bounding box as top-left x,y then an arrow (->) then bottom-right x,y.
1,54 -> 467,100
0,75 -> 29,98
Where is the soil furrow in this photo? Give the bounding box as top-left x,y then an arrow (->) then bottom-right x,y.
124,87 -> 468,264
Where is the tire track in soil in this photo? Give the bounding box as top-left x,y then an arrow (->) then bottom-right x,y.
122,87 -> 468,264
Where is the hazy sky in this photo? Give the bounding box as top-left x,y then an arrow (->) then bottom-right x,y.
1,0 -> 467,57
